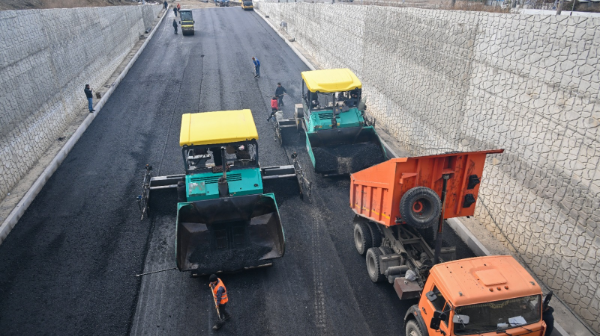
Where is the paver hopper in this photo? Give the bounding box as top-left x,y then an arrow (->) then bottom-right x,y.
138,110 -> 307,275
176,194 -> 284,273
294,69 -> 387,175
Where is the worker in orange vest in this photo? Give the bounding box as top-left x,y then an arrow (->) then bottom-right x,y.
176,2 -> 181,11
209,274 -> 231,330
267,96 -> 278,122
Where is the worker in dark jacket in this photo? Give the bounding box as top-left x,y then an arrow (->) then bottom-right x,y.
542,305 -> 554,336
84,84 -> 95,113
209,274 -> 231,330
275,82 -> 287,107
173,6 -> 178,16
173,19 -> 178,34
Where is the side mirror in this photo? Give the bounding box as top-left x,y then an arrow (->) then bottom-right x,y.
429,310 -> 446,330
426,291 -> 437,302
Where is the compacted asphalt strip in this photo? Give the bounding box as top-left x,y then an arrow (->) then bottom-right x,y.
0,8 -> 475,336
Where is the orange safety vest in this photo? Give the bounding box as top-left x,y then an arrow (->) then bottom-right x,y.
212,279 -> 228,305
271,98 -> 278,110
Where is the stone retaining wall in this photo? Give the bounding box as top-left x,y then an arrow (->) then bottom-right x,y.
258,2 -> 600,331
0,4 -> 161,202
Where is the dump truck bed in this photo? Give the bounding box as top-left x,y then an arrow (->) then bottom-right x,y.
349,150 -> 503,227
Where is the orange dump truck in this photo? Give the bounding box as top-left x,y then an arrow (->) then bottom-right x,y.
350,150 -> 551,336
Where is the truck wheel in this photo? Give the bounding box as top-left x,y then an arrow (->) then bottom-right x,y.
354,222 -> 372,255
399,186 -> 441,229
366,248 -> 385,283
367,221 -> 382,247
405,320 -> 424,336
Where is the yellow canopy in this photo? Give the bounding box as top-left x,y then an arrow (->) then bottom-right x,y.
301,68 -> 362,93
179,110 -> 259,146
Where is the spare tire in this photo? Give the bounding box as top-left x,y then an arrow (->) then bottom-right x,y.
399,186 -> 441,229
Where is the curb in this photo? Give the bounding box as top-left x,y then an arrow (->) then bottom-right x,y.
0,7 -> 168,244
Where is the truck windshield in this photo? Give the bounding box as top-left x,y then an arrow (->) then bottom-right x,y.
453,295 -> 541,335
243,1 -> 252,4
180,11 -> 193,21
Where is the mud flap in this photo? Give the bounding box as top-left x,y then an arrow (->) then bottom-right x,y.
307,126 -> 386,175
176,194 -> 285,274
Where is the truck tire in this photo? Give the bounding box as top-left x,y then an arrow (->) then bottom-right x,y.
405,320 -> 424,336
354,222 -> 372,255
367,221 -> 382,248
366,248 -> 385,283
400,186 -> 441,229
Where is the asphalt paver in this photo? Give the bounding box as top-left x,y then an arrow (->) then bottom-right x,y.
0,8 -> 475,336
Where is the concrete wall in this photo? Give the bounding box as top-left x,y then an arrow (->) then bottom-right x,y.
258,2 -> 600,331
0,4 -> 161,202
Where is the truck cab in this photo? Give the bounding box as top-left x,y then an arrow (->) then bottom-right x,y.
405,256 -> 547,336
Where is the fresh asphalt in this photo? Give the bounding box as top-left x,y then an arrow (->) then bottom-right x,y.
0,8 -> 475,336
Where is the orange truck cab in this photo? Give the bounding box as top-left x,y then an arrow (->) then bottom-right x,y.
404,255 -> 546,336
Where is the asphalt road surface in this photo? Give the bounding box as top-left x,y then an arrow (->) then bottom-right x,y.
0,8 -> 475,336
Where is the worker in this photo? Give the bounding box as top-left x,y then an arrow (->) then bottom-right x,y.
309,92 -> 319,109
211,147 -> 223,167
236,145 -> 250,160
172,19 -> 178,34
267,96 -> 278,121
252,57 -> 260,78
542,304 -> 554,336
177,2 -> 181,11
275,83 -> 287,107
173,6 -> 177,16
209,274 -> 231,330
